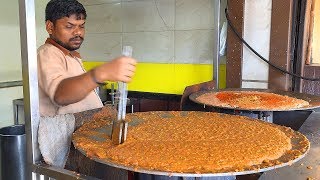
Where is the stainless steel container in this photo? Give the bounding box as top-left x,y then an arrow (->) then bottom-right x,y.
0,125 -> 26,180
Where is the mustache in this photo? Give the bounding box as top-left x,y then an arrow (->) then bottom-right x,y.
70,36 -> 84,41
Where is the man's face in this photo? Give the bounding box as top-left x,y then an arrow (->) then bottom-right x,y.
46,14 -> 85,51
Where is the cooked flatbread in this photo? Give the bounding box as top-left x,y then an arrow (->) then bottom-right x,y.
73,111 -> 309,174
195,91 -> 309,110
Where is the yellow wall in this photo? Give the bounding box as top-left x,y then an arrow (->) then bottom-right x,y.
312,0 -> 320,63
83,62 -> 226,95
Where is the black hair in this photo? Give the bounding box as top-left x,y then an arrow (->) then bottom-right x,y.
45,0 -> 87,23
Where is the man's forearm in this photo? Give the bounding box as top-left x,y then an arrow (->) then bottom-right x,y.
53,56 -> 137,106
54,72 -> 98,106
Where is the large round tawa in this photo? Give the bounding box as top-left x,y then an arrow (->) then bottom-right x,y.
189,88 -> 320,111
72,111 -> 310,177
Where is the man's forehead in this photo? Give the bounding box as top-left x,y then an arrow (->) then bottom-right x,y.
58,14 -> 86,23
68,14 -> 86,20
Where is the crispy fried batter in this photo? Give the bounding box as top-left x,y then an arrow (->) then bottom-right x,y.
73,111 -> 310,173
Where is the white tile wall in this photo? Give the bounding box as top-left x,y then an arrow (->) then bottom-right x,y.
123,31 -> 174,62
79,0 -> 121,6
0,1 -> 21,74
242,81 -> 268,89
242,0 -> 272,87
175,0 -> 214,30
122,0 -> 175,32
80,0 -> 226,64
35,0 -> 50,46
175,30 -> 214,64
80,33 -> 122,60
0,1 -> 25,128
85,3 -> 122,33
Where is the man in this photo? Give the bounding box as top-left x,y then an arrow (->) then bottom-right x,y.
38,0 -> 137,116
37,0 -> 136,178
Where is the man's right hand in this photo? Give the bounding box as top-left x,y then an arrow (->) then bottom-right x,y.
93,56 -> 137,83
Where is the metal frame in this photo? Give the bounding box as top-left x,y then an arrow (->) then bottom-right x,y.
18,0 -> 41,179
19,0 -> 97,179
0,81 -> 23,89
18,0 -> 221,179
213,0 -> 221,90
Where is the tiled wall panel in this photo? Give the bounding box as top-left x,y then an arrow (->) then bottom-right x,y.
242,81 -> 268,89
123,31 -> 174,62
81,33 -> 122,60
242,0 -> 272,87
175,30 -> 214,64
79,0 -> 223,64
85,3 -> 122,33
122,0 -> 175,32
175,0 -> 214,30
79,0 -> 121,6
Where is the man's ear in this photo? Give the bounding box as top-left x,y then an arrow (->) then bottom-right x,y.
45,20 -> 54,34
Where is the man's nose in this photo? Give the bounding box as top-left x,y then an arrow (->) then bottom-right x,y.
73,27 -> 83,36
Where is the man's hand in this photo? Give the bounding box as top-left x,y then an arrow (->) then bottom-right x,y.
94,56 -> 137,83
54,56 -> 137,106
